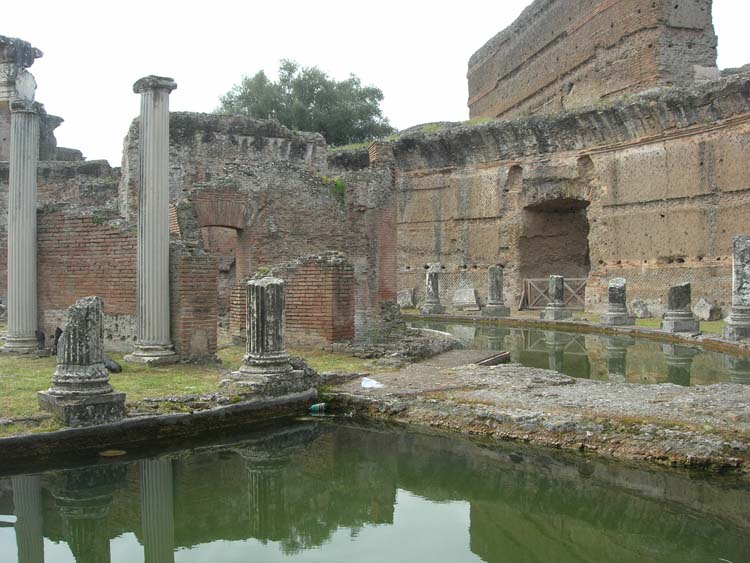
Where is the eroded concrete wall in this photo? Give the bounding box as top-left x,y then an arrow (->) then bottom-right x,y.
468,0 -> 717,120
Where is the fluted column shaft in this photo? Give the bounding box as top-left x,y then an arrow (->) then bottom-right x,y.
127,76 -> 177,364
12,475 -> 45,563
724,235 -> 750,340
242,277 -> 290,371
5,100 -> 39,353
140,459 -> 175,563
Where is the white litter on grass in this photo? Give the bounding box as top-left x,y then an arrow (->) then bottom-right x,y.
361,377 -> 384,389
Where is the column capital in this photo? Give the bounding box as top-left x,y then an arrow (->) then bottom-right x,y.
10,98 -> 41,114
133,75 -> 177,94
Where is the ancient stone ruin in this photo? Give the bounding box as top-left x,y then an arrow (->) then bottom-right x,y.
222,277 -> 313,396
724,235 -> 750,341
600,278 -> 634,326
661,283 -> 700,334
541,276 -> 571,321
482,266 -> 510,317
420,265 -> 445,315
37,296 -> 126,427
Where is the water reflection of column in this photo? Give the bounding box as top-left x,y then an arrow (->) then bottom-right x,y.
544,331 -> 566,372
245,461 -> 286,542
602,336 -> 634,383
12,475 -> 44,563
725,356 -> 750,384
661,344 -> 697,387
140,459 -> 175,563
51,466 -> 125,563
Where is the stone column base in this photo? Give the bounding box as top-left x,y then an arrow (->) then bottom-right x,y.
724,323 -> 750,341
125,345 -> 178,366
221,368 -> 313,397
540,307 -> 572,321
600,313 -> 635,326
482,305 -> 511,317
661,318 -> 700,334
38,392 -> 126,427
2,335 -> 39,354
420,303 -> 445,315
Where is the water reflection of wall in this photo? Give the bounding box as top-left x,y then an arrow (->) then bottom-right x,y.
3,422 -> 750,562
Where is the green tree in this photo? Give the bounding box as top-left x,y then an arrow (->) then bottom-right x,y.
217,60 -> 396,146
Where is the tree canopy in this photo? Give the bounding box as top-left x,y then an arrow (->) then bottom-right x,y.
217,60 -> 396,146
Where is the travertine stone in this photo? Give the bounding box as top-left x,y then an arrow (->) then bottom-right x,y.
693,297 -> 722,321
661,283 -> 700,334
724,235 -> 750,341
126,75 -> 178,365
140,459 -> 175,563
38,296 -> 125,427
12,475 -> 44,563
4,100 -> 39,354
601,278 -> 635,326
397,288 -> 416,309
420,264 -> 445,315
224,277 -> 311,396
541,275 -> 571,320
483,266 -> 510,317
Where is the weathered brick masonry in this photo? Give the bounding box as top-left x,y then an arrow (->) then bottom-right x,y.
468,0 -> 717,120
231,253 -> 355,348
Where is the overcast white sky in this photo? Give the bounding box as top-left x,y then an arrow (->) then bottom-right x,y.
4,0 -> 748,165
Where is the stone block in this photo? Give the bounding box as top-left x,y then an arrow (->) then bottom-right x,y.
482,304 -> 511,317
420,303 -> 445,315
630,299 -> 651,319
661,317 -> 700,334
37,391 -> 126,428
397,288 -> 417,309
540,307 -> 572,321
692,297 -> 722,321
452,287 -> 480,311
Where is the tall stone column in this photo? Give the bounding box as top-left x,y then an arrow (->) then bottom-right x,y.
223,277 -> 311,396
600,278 -> 635,326
12,475 -> 45,563
724,235 -> 750,341
420,264 -> 445,315
482,266 -> 510,317
541,275 -> 572,320
661,282 -> 699,334
140,459 -> 175,563
4,99 -> 40,353
126,76 -> 177,365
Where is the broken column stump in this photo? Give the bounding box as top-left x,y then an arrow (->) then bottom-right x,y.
38,296 -> 126,427
724,235 -> 750,341
540,275 -> 572,320
482,266 -> 510,317
222,277 -> 312,396
600,278 -> 635,326
661,282 -> 700,333
420,264 -> 445,315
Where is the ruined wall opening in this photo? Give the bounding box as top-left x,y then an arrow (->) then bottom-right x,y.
200,226 -> 239,333
518,198 -> 591,281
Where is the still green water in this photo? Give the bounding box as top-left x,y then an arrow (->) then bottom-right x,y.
411,320 -> 750,386
1,420 -> 748,563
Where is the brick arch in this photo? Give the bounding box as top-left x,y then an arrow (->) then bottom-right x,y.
191,190 -> 249,230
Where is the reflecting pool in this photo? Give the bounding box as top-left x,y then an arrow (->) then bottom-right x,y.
1,420 -> 748,562
411,320 -> 750,386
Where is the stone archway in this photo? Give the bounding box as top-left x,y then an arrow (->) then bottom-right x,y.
190,192 -> 249,333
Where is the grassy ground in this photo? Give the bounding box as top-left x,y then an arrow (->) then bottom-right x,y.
0,344 -> 375,436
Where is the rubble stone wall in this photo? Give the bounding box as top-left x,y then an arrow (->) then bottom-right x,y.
468,0 -> 717,119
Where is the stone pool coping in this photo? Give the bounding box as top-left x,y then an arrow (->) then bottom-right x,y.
0,389 -> 316,474
404,313 -> 750,357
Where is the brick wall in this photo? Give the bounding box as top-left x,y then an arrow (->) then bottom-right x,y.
170,242 -> 218,360
230,253 -> 355,348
